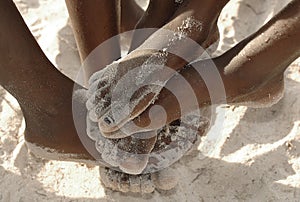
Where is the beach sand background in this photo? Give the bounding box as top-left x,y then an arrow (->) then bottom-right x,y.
0,0 -> 300,201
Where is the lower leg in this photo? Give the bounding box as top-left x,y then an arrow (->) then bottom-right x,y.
0,0 -> 93,160
120,0 -> 144,33
132,0 -> 229,70
128,0 -> 178,51
91,0 -> 229,134
128,0 -> 300,132
65,0 -> 121,81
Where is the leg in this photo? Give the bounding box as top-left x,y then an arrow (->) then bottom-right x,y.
132,0 -> 229,70
65,0 -> 121,81
88,0 -> 229,135
119,0 -> 300,133
0,0 -> 96,161
120,0 -> 144,33
0,1 -> 196,192
128,0 -> 179,51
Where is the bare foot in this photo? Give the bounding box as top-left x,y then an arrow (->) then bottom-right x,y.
99,166 -> 178,193
114,0 -> 300,134
98,113 -> 209,193
1,0 -> 211,172
0,1 -> 208,173
87,113 -> 157,174
0,0 -> 103,164
87,108 -> 210,174
88,0 -> 228,136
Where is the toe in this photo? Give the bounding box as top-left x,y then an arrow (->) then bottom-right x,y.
99,167 -> 120,190
118,173 -> 130,192
98,86 -> 160,133
117,132 -> 157,174
152,168 -> 178,190
88,97 -> 111,122
87,77 -> 109,98
88,70 -> 105,86
129,175 -> 141,193
98,110 -> 121,133
99,167 -> 112,188
101,139 -> 121,167
140,174 -> 155,193
119,155 -> 149,175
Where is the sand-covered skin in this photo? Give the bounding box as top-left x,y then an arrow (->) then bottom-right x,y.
1,0 -> 300,201
87,16 -> 204,135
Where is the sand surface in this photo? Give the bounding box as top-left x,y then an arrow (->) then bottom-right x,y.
1,0 -> 300,201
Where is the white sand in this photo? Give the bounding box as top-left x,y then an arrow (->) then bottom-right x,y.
1,0 -> 300,201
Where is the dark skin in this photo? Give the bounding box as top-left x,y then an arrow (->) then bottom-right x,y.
0,0 -> 93,160
65,0 -> 122,85
95,0 -> 229,133
0,0 -> 145,163
65,0 -> 146,62
0,0 -> 223,162
65,0 -> 144,82
65,0 -> 227,172
128,0 -> 179,52
120,0 -> 144,33
112,0 -> 300,135
0,0 -> 299,168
